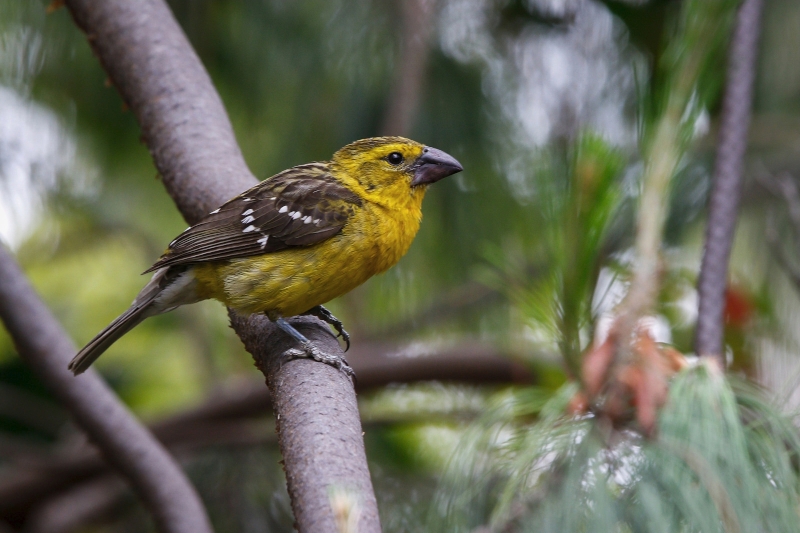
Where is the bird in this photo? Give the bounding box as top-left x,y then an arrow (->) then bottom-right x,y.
68,136 -> 463,377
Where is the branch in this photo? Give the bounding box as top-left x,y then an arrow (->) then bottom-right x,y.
62,1 -> 381,530
152,338 -> 533,433
757,172 -> 800,289
0,245 -> 212,533
695,0 -> 764,361
0,341 -> 534,525
66,0 -> 252,218
616,35 -> 700,347
24,476 -> 127,533
364,281 -> 501,340
380,0 -> 436,136
613,0 -> 741,356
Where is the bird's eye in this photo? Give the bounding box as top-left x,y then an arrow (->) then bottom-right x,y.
387,152 -> 404,165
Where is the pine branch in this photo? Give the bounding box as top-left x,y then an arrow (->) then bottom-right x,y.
612,0 -> 739,358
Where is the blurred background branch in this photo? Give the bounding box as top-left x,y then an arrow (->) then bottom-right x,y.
760,171 -> 800,285
0,341 -> 533,532
380,0 -> 437,137
0,244 -> 212,533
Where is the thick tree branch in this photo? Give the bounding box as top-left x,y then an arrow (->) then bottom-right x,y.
0,245 -> 212,533
66,0 -> 252,218
62,1 -> 381,530
230,314 -> 378,533
695,0 -> 763,361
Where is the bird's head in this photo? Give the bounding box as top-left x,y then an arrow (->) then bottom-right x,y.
331,136 -> 463,198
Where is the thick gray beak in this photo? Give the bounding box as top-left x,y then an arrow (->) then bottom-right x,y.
411,146 -> 463,187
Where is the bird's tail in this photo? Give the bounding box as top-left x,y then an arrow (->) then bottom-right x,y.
68,303 -> 152,375
68,267 -> 195,375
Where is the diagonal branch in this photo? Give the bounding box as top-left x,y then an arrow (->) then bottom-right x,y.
62,0 -> 381,530
0,244 -> 212,533
695,0 -> 764,362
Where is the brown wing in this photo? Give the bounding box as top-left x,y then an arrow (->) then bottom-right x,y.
145,163 -> 362,273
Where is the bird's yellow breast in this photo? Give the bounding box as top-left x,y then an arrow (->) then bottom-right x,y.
192,186 -> 424,318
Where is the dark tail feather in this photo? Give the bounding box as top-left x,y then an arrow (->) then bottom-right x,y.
68,267 -> 190,375
68,304 -> 152,375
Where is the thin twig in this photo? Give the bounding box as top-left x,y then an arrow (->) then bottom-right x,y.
757,171 -> 800,288
364,281 -> 501,340
59,2 -> 382,529
756,171 -> 800,232
695,0 -> 764,361
0,245 -> 212,533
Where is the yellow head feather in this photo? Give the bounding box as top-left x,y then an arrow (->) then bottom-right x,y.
330,136 -> 426,197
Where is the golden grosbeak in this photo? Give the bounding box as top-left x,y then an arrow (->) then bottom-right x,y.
69,137 -> 463,376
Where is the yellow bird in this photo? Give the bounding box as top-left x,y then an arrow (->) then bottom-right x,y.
69,137 -> 463,376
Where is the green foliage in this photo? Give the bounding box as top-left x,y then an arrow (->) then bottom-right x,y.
646,0 -> 738,147
558,135 -> 627,372
479,133 -> 628,374
430,385 -> 563,531
435,362 -> 800,532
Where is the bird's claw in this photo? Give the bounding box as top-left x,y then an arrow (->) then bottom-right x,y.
329,321 -> 351,352
305,306 -> 351,351
281,341 -> 355,380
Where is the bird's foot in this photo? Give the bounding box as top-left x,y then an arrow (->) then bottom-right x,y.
281,341 -> 355,379
304,305 -> 351,351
